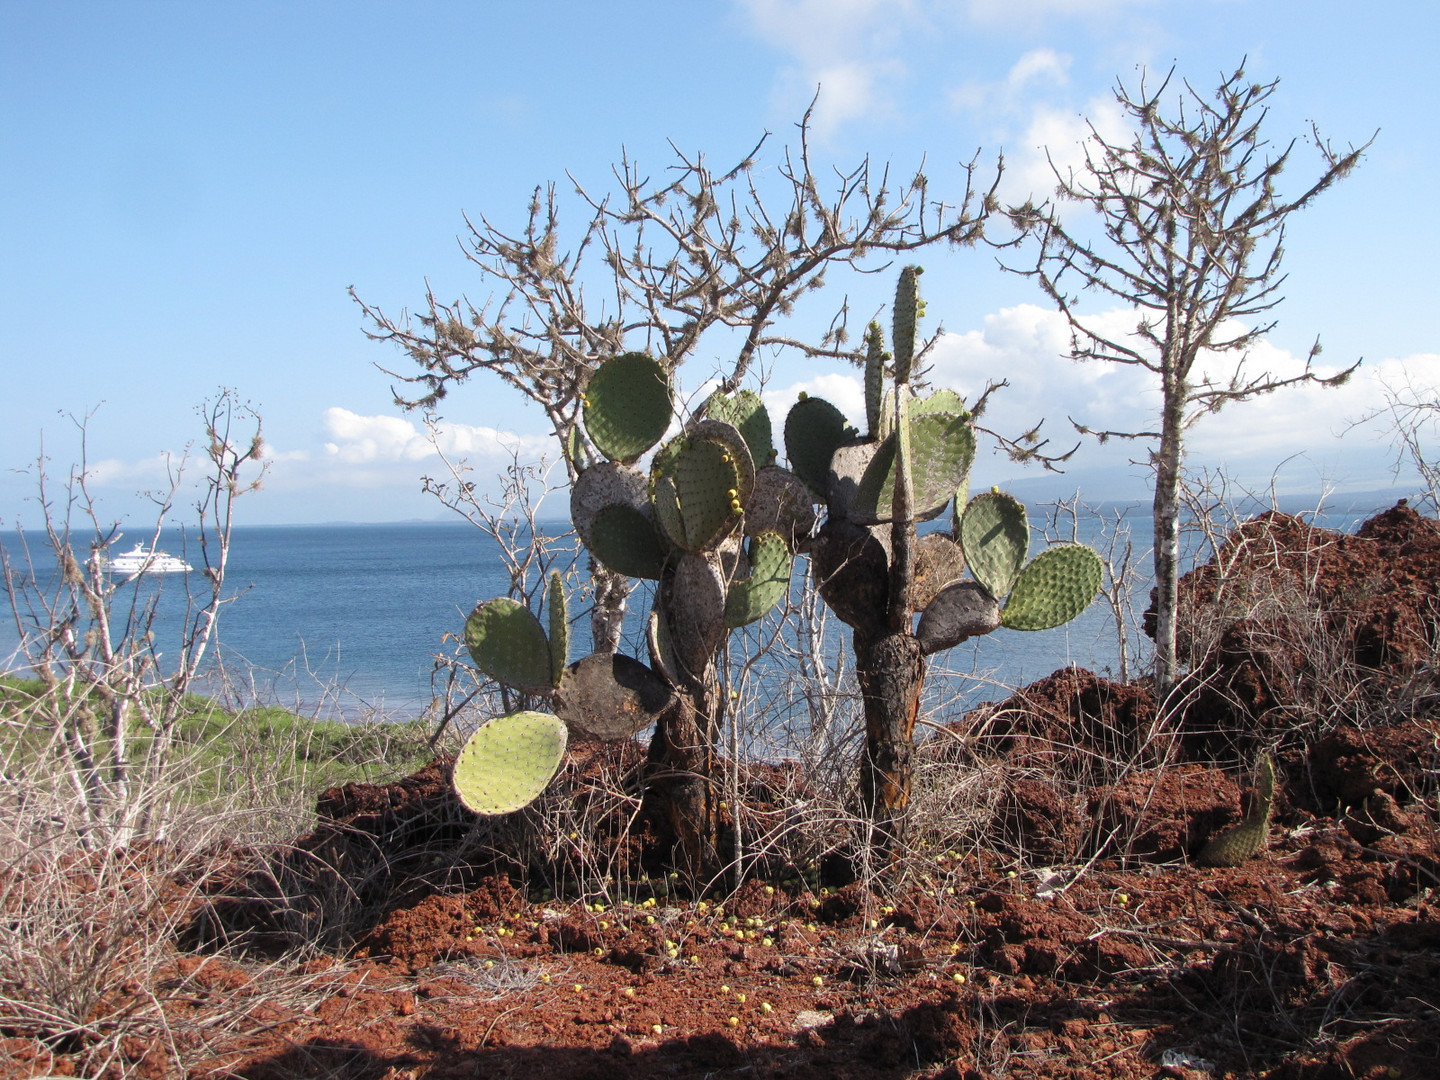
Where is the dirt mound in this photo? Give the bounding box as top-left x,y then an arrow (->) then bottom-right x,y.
1163,501 -> 1440,751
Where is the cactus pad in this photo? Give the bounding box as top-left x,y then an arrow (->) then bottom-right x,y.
453,710 -> 568,815
688,419 -> 755,505
723,531 -> 792,627
1198,754 -> 1276,867
589,504 -> 668,579
827,439 -> 879,521
864,322 -> 888,439
907,532 -> 966,611
913,389 -> 967,419
745,465 -> 817,547
583,352 -> 672,464
666,551 -> 727,679
665,436 -> 743,552
554,651 -> 674,741
464,597 -> 557,694
571,461 -> 650,553
784,396 -> 853,497
811,518 -> 889,634
1000,544 -> 1103,631
916,581 -> 1002,656
961,492 -> 1030,598
852,413 -> 975,525
892,266 -> 923,383
547,570 -> 569,688
706,390 -> 774,466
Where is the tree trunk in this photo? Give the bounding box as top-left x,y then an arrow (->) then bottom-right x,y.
589,561 -> 631,655
1151,374 -> 1186,706
856,629 -> 925,846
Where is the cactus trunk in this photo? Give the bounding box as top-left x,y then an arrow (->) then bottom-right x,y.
856,629 -> 925,840
645,669 -> 720,880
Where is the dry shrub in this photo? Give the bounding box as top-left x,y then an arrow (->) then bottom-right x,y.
1169,504 -> 1440,757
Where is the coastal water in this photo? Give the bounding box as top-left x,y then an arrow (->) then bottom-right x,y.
1,503 -> 1391,723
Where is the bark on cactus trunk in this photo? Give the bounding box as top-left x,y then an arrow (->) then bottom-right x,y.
856,629 -> 925,840
645,687 -> 719,880
643,569 -> 725,881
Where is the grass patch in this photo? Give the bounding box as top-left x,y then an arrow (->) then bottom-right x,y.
0,673 -> 439,814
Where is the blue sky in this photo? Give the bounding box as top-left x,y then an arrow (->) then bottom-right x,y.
2,0 -> 1435,527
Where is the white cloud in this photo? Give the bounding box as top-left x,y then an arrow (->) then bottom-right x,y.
918,303 -> 1417,493
318,408 -> 551,468
82,452 -> 186,490
738,0 -> 915,135
950,48 -> 1072,114
764,372 -> 868,430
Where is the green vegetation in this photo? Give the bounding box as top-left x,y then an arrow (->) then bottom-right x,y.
0,675 -> 436,810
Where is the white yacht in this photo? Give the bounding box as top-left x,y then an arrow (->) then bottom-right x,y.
107,543 -> 193,577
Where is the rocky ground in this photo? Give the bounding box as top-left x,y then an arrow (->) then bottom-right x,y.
3,504 -> 1436,1079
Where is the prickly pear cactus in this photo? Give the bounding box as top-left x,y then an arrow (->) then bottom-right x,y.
546,570 -> 569,688
458,354 -> 817,870
723,531 -> 792,628
583,352 -> 672,464
453,710 -> 569,815
1000,544 -> 1105,632
465,597 -> 557,695
781,265 -> 1104,832
961,491 -> 1029,597
1198,753 -> 1276,867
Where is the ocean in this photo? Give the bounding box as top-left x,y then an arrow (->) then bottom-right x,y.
0,503 -> 1393,724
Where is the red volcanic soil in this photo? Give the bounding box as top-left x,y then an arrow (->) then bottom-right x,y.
4,505 -> 1436,1080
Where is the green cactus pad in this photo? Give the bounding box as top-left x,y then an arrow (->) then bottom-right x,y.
564,423 -> 593,473
583,352 -> 672,464
689,419 -> 755,506
547,570 -> 569,688
705,390 -> 774,466
554,651 -> 673,741
665,551 -> 727,680
453,710 -> 568,815
651,471 -> 687,551
852,413 -> 975,525
1198,754 -> 1276,867
571,461 -> 651,553
464,597 -> 556,694
961,492 -> 1030,598
892,266 -> 923,383
913,389 -> 967,419
668,437 -> 743,552
875,388 -> 896,442
1000,544 -> 1103,631
916,580 -> 1003,656
784,396 -> 853,497
589,503 -> 668,579
864,322 -> 888,439
723,531 -> 792,627
950,475 -> 970,538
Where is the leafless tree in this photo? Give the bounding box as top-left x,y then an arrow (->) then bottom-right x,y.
1,392 -> 264,849
1008,63 -> 1370,704
1356,370 -> 1440,514
352,106 -> 1003,652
